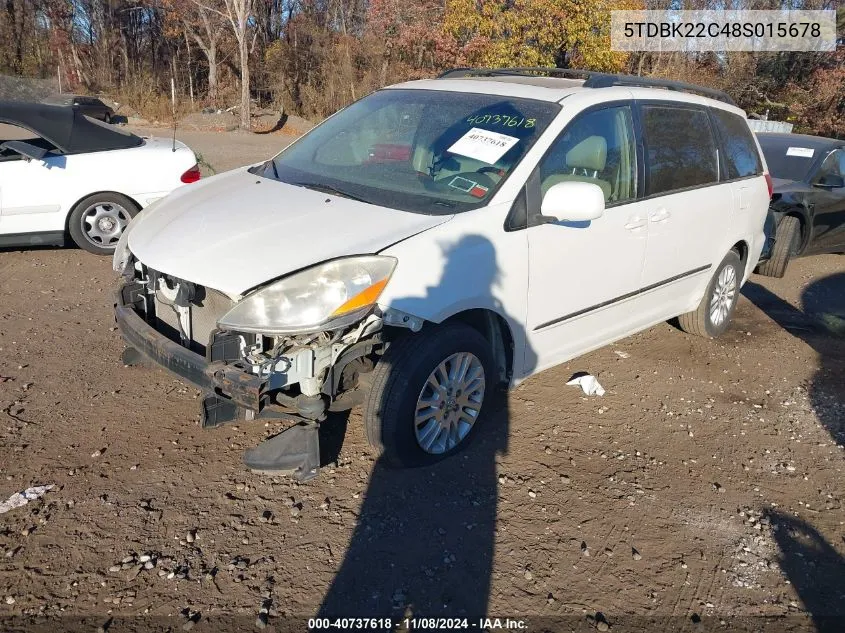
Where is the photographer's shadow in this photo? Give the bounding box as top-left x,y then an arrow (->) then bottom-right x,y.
318,235 -> 534,623
743,272 -> 845,445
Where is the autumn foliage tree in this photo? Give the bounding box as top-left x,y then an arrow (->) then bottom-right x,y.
444,0 -> 640,71
0,0 -> 842,138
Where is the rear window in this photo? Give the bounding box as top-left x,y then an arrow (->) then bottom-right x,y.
643,105 -> 719,196
710,109 -> 763,179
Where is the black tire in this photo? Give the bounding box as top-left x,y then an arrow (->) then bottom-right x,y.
678,250 -> 742,338
68,192 -> 139,255
103,112 -> 112,124
363,323 -> 495,468
755,215 -> 800,278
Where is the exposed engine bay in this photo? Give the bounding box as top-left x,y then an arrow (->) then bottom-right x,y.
118,261 -> 425,427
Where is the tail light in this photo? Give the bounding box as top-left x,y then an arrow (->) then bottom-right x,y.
764,172 -> 773,199
180,164 -> 201,184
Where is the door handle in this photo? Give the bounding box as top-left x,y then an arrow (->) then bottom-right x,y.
649,208 -> 671,223
624,216 -> 647,230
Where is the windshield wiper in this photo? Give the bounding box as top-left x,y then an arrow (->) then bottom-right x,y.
292,181 -> 371,204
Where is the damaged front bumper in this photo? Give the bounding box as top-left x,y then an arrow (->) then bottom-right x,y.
114,274 -> 390,429
115,284 -> 267,412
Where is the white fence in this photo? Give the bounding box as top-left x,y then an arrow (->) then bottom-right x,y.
746,119 -> 794,134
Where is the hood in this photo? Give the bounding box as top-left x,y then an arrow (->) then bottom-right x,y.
127,168 -> 452,296
771,177 -> 811,194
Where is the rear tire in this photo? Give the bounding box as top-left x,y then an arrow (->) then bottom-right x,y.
104,113 -> 112,124
68,192 -> 139,255
363,323 -> 494,468
678,250 -> 742,338
755,215 -> 800,278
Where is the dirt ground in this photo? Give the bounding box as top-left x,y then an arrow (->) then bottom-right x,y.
129,126 -> 299,175
1,129 -> 844,632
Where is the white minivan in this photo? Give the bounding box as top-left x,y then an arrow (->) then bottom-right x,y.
114,69 -> 771,479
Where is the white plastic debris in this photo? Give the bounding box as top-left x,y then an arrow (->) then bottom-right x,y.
0,485 -> 54,514
614,350 -> 630,359
566,373 -> 606,396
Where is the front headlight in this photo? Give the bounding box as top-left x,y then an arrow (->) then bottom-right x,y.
113,198 -> 162,274
112,223 -> 133,274
217,256 -> 397,334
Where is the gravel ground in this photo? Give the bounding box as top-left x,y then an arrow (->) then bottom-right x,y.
0,128 -> 843,632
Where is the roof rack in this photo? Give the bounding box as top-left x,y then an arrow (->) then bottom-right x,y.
437,67 -> 737,106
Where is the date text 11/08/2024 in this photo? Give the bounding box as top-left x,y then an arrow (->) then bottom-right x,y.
308,618 -> 528,630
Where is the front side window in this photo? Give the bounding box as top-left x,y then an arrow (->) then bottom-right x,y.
643,105 -> 719,196
538,105 -> 637,204
257,89 -> 560,215
710,108 -> 763,179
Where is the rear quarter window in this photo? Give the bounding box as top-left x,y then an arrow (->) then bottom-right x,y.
642,105 -> 719,196
710,109 -> 763,179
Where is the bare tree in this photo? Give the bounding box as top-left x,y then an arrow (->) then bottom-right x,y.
191,0 -> 254,128
223,0 -> 255,129
180,0 -> 225,102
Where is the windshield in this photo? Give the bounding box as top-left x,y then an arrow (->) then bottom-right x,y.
758,137 -> 819,181
256,89 -> 560,214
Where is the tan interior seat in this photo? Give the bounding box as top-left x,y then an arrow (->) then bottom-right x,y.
541,135 -> 612,199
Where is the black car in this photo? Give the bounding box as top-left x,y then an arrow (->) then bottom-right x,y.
755,132 -> 845,277
43,94 -> 115,123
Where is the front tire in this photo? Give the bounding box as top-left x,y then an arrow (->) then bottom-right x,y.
678,250 -> 742,338
755,215 -> 800,278
363,323 -> 494,468
103,113 -> 112,124
68,193 -> 138,255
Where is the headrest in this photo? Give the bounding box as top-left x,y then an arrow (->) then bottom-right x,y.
565,135 -> 607,172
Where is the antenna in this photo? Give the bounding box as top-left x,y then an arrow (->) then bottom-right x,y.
170,75 -> 177,152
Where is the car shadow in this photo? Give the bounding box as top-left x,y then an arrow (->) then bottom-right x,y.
318,412 -> 349,466
254,112 -> 289,135
316,234 -> 536,624
742,273 -> 845,446
764,509 -> 845,633
0,244 -> 67,254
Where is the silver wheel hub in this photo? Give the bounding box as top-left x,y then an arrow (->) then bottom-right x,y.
709,264 -> 737,327
414,352 -> 485,455
82,202 -> 130,247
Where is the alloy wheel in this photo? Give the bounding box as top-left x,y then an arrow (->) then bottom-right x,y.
709,264 -> 737,327
414,352 -> 485,454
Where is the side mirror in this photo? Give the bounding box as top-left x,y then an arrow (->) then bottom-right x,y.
815,173 -> 845,189
0,140 -> 48,162
541,181 -> 606,223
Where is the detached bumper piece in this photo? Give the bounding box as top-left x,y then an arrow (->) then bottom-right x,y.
114,288 -> 266,413
115,284 -> 322,480
243,422 -> 320,482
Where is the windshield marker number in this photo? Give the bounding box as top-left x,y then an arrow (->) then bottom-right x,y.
466,114 -> 536,128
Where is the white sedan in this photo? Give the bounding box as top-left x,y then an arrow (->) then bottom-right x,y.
0,100 -> 199,254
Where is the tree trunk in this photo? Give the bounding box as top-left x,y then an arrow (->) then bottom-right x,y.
208,41 -> 218,102
239,35 -> 250,129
